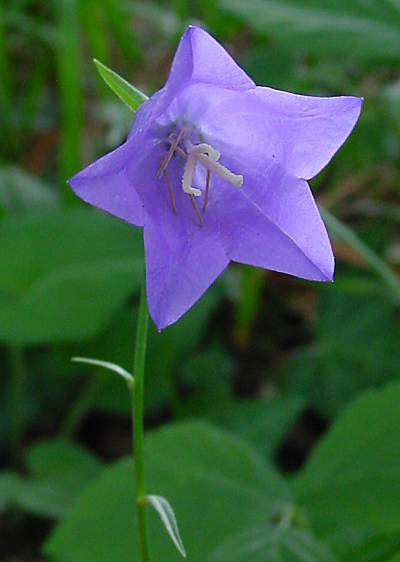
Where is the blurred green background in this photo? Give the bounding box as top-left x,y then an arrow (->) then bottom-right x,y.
1,1 -> 400,561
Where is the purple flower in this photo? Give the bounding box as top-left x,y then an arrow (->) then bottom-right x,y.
69,26 -> 362,329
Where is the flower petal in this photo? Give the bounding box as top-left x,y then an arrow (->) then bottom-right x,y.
173,26 -> 254,91
201,88 -> 362,181
249,88 -> 362,179
132,26 -> 255,136
217,159 -> 334,281
144,216 -> 228,330
68,137 -> 153,226
138,156 -> 228,329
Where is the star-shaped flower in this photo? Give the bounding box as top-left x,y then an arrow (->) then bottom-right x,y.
69,26 -> 362,329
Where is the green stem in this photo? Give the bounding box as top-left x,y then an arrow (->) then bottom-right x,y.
131,277 -> 151,562
9,345 -> 26,461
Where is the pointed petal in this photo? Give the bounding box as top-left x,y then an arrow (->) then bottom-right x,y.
139,155 -> 228,329
130,26 -> 255,138
248,87 -> 362,179
68,137 -> 153,226
218,160 -> 334,281
201,88 -> 362,181
144,218 -> 228,329
169,25 -> 254,92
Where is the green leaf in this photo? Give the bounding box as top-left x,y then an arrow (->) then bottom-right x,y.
0,441 -> 103,519
17,479 -> 77,519
94,59 -> 148,111
147,495 -> 186,558
294,384 -> 400,556
220,0 -> 400,61
20,439 -> 103,519
27,439 -> 103,483
210,525 -> 340,562
0,209 -> 143,344
340,531 -> 400,562
214,395 -> 305,458
45,422 -> 290,562
72,357 -> 133,385
0,471 -> 23,512
281,289 -> 400,416
322,209 -> 400,303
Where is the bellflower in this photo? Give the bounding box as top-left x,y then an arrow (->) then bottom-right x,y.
69,26 -> 362,329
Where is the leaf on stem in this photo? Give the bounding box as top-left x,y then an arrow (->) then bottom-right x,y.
72,357 -> 133,385
94,59 -> 148,112
147,494 -> 187,558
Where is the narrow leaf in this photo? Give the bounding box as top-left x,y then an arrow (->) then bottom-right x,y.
94,59 -> 148,112
72,357 -> 133,385
322,208 -> 400,302
147,494 -> 187,558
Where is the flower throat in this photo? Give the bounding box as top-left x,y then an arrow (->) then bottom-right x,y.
157,128 -> 243,225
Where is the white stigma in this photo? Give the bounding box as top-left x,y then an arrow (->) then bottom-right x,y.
182,142 -> 243,197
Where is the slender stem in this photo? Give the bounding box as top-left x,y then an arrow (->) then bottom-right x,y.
9,345 -> 26,462
131,276 -> 151,562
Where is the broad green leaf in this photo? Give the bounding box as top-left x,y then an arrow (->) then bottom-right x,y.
294,385 -> 400,555
214,395 -> 305,458
72,357 -> 133,385
147,495 -> 186,557
177,348 -> 234,418
20,439 -> 103,519
27,439 -> 103,483
0,209 -> 143,344
17,479 -> 77,519
210,525 -> 340,562
45,422 -> 290,562
322,209 -> 400,303
220,0 -> 400,61
0,441 -> 103,519
339,530 -> 400,562
281,289 -> 400,416
94,59 -> 148,111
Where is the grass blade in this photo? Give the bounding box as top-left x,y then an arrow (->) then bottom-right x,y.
322,208 -> 400,302
55,0 -> 83,194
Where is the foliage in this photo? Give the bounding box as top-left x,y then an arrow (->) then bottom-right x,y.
46,386 -> 400,562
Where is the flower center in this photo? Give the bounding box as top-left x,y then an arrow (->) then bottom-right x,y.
157,129 -> 243,225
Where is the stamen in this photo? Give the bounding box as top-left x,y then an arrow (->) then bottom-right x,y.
157,128 -> 186,178
186,142 -> 220,162
182,153 -> 201,197
202,170 -> 211,212
174,145 -> 188,159
190,195 -> 203,226
196,153 -> 243,188
159,134 -> 243,223
163,167 -> 177,214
